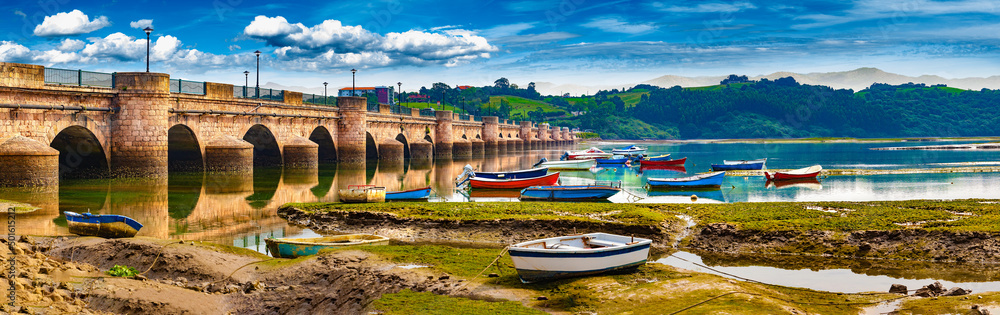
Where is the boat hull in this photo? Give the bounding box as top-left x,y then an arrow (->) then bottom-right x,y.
519,185 -> 620,201
640,157 -> 686,166
509,233 -> 651,283
712,162 -> 764,171
265,234 -> 390,258
765,171 -> 820,180
539,159 -> 595,170
339,185 -> 386,203
385,187 -> 431,201
595,157 -> 631,165
65,212 -> 143,238
470,173 -> 560,189
474,168 -> 548,180
647,172 -> 726,189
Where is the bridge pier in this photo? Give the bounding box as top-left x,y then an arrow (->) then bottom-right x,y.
434,111 -> 453,160
378,139 -> 405,162
204,135 -> 254,173
452,139 -> 471,159
509,138 -> 521,152
409,139 -> 433,161
496,138 -> 507,155
337,97 -> 367,165
0,135 -> 59,187
111,72 -> 170,178
283,137 -> 319,169
482,116 -> 499,156
471,138 -> 484,158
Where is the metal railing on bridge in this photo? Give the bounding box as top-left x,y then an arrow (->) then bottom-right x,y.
367,102 -> 380,112
458,114 -> 470,121
419,108 -> 436,118
44,68 -> 114,87
391,105 -> 413,115
233,86 -> 284,102
473,116 -> 482,122
302,93 -> 336,106
169,79 -> 205,95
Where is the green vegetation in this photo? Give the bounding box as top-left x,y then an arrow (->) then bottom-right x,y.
487,96 -> 568,121
575,131 -> 599,139
285,202 -> 669,226
105,264 -> 138,278
0,199 -> 40,213
398,101 -> 466,113
369,289 -> 546,315
898,292 -> 1000,314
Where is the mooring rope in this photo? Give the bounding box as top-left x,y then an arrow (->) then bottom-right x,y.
462,246 -> 510,289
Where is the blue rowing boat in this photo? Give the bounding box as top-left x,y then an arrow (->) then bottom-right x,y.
385,186 -> 431,201
520,183 -> 621,201
647,171 -> 726,189
64,211 -> 143,238
265,234 -> 390,258
711,158 -> 767,171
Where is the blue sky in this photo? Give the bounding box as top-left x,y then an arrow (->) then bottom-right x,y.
2,0 -> 1000,93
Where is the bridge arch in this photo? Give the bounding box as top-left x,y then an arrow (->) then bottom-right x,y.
243,124 -> 282,167
168,124 -> 203,172
395,134 -> 411,159
365,132 -> 378,160
309,126 -> 337,163
50,125 -> 109,179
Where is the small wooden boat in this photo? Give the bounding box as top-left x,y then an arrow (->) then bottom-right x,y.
595,155 -> 633,165
339,185 -> 386,203
639,157 -> 686,166
385,186 -> 431,201
520,183 -> 621,201
265,234 -> 390,258
533,158 -> 596,170
611,145 -> 646,156
509,232 -> 652,283
647,171 -> 726,189
711,158 -> 767,171
469,166 -> 548,180
467,173 -> 560,189
562,147 -> 613,160
642,154 -> 671,161
638,164 -> 686,173
64,211 -> 143,238
765,165 -> 822,181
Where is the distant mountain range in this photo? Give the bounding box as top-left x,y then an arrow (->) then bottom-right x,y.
533,68 -> 1000,96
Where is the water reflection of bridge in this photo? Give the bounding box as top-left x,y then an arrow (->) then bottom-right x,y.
4,150 -> 566,247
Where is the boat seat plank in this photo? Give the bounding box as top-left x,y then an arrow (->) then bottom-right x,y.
586,239 -> 625,248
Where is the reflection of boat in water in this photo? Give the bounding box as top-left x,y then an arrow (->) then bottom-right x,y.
647,189 -> 725,202
468,189 -> 523,198
711,158 -> 766,171
520,183 -> 621,201
638,165 -> 687,174
766,178 -> 822,190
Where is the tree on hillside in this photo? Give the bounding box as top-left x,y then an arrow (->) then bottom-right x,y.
494,78 -> 510,89
720,74 -> 750,85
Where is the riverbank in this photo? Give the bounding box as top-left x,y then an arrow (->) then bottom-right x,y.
581,136 -> 1000,145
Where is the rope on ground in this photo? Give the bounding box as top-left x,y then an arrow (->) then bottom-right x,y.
461,246 -> 509,289
139,242 -> 182,276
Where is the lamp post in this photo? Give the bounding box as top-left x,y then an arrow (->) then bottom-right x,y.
323,82 -> 328,105
461,96 -> 465,114
396,82 -> 401,113
254,50 -> 261,98
243,71 -> 249,97
350,69 -> 357,96
143,27 -> 153,72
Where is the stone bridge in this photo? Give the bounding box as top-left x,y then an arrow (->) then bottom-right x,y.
0,62 -> 575,187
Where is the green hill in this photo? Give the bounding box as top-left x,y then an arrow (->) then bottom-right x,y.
487,96 -> 568,119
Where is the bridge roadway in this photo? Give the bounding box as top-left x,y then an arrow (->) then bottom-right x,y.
0,62 -> 575,187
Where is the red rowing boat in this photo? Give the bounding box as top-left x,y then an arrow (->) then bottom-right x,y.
764,165 -> 822,180
639,157 -> 686,166
469,173 -> 560,189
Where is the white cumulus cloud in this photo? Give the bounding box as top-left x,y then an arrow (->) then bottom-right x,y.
57,39 -> 85,52
33,10 -> 111,37
129,19 -> 154,29
0,41 -> 32,62
243,15 -> 496,69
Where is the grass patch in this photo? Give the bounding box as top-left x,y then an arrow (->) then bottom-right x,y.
369,289 -> 546,315
897,292 -> 1000,314
488,96 -> 568,119
106,265 -> 138,277
0,199 -> 40,213
286,202 -> 668,226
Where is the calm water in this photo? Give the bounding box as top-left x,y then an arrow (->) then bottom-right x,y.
3,140 -> 999,292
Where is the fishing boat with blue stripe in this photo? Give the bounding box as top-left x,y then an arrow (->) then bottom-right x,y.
470,165 -> 548,179
647,171 -> 726,189
519,182 -> 621,201
385,186 -> 432,201
595,155 -> 639,165
508,232 -> 652,283
64,211 -> 143,238
711,158 -> 767,171
611,145 -> 646,156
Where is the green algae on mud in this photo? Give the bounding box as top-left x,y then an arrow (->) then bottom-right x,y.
369,289 -> 547,315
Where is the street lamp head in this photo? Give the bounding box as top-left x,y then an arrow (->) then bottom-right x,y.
351,68 -> 357,74
254,50 -> 261,57
243,71 -> 249,75
144,27 -> 153,35
323,82 -> 328,86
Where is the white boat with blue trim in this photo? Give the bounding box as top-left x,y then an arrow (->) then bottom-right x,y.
508,232 -> 652,283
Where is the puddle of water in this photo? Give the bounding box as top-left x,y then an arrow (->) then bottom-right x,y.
396,264 -> 429,269
654,251 -> 1000,294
